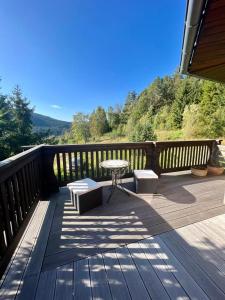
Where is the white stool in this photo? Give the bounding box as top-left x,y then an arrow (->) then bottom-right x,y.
134,170 -> 159,194
67,178 -> 102,214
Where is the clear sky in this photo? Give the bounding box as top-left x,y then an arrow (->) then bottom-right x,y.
0,0 -> 186,121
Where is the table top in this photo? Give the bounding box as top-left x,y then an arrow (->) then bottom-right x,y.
100,159 -> 129,169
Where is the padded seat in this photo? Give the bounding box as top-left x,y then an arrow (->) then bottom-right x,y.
67,178 -> 102,214
134,169 -> 159,194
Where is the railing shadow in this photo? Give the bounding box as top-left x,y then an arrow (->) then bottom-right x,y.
2,172 -> 225,299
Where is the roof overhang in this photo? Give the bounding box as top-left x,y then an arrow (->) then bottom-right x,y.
180,0 -> 225,83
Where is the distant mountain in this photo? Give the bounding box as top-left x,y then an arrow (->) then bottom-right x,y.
32,113 -> 71,135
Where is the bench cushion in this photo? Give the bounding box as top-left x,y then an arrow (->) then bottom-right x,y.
67,178 -> 100,195
134,170 -> 158,179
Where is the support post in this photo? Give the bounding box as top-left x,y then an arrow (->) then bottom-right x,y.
41,148 -> 59,198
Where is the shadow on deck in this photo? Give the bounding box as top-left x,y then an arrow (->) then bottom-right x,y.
1,171 -> 225,299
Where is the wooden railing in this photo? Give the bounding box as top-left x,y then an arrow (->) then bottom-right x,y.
154,140 -> 214,174
1,139 -> 216,278
42,142 -> 155,186
32,139 -> 215,188
0,145 -> 43,278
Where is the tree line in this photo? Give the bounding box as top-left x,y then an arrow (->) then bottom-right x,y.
62,71 -> 225,144
0,84 -> 55,160
1,71 -> 225,160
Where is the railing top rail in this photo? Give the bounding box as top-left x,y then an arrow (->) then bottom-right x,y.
155,139 -> 216,147
39,142 -> 154,153
0,144 -> 44,182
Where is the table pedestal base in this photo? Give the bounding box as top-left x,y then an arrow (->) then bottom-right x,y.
107,171 -> 130,202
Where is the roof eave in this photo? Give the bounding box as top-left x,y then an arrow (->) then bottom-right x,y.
179,0 -> 206,75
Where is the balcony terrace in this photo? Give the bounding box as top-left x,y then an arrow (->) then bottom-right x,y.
0,140 -> 225,299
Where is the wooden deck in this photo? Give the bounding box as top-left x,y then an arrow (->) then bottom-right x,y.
1,171 -> 225,299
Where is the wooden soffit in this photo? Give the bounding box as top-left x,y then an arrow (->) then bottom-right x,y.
188,0 -> 225,82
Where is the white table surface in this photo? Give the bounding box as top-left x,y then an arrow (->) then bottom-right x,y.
100,159 -> 129,169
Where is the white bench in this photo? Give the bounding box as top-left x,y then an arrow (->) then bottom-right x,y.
67,178 -> 102,214
134,170 -> 159,194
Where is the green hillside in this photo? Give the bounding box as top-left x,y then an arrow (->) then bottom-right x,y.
32,113 -> 71,135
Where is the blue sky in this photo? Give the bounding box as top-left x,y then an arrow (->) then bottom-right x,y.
0,0 -> 186,121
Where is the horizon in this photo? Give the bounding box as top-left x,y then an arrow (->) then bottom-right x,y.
0,0 -> 186,122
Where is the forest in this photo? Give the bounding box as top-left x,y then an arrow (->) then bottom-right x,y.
1,71 -> 225,161
62,72 -> 225,144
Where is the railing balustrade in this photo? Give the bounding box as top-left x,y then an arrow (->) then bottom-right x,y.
43,142 -> 154,186
154,140 -> 214,174
0,145 -> 43,278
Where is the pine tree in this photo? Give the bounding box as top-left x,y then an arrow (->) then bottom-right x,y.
121,91 -> 137,124
10,85 -> 33,152
0,93 -> 13,159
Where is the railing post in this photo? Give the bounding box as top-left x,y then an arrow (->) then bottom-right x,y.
145,143 -> 153,170
41,147 -> 59,198
152,142 -> 161,176
145,142 -> 161,175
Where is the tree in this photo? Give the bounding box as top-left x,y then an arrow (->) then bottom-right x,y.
198,81 -> 225,138
171,76 -> 203,128
0,92 -> 14,159
9,85 -> 34,153
182,104 -> 203,139
153,105 -> 173,130
130,113 -> 156,142
89,107 -> 109,138
107,105 -> 121,130
71,113 -> 90,143
121,91 -> 137,124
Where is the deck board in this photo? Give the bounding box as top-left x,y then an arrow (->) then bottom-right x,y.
127,242 -> 170,300
42,173 -> 225,270
1,171 -> 225,299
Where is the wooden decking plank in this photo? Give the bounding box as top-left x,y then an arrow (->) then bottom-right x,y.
127,242 -> 170,300
23,199 -> 56,276
138,238 -> 189,300
43,204 -> 225,271
17,199 -> 56,300
161,231 -> 225,299
102,250 -> 131,300
194,221 -> 225,259
177,225 -> 225,274
162,230 -> 225,296
35,269 -> 57,300
73,258 -> 92,300
43,245 -> 118,272
142,205 -> 225,237
89,254 -> 112,300
115,247 -> 150,300
198,218 -> 225,251
48,192 -> 224,241
139,199 -> 225,229
208,214 -> 225,230
0,201 -> 49,300
154,236 -> 209,299
54,263 -> 73,300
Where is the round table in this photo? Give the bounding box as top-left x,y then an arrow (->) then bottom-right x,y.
100,159 -> 129,202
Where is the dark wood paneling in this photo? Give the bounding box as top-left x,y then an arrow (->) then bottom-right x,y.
188,0 -> 225,82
